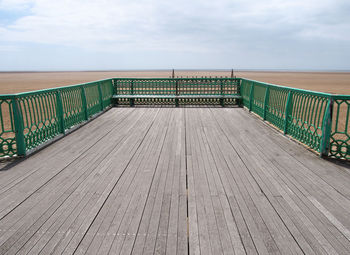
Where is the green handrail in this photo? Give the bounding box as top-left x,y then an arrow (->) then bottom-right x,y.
0,77 -> 350,160
0,78 -> 114,157
240,78 -> 350,159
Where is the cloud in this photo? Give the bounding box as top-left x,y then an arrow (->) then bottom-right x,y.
0,0 -> 349,70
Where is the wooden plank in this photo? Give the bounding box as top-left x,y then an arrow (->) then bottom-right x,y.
194,108 -> 235,254
233,109 -> 350,250
166,108 -> 187,255
200,109 -> 276,255
0,108 -> 134,218
1,107 -> 350,254
82,109 -> 170,255
0,109 -> 142,252
73,110 -> 163,255
0,108 -> 155,254
212,108 -> 350,254
186,108 -> 210,255
135,110 -> 175,255
52,109 -> 164,254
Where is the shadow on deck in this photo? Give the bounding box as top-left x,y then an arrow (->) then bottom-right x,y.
0,108 -> 350,254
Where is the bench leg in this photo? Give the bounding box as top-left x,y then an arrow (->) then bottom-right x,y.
175,98 -> 179,107
130,98 -> 134,107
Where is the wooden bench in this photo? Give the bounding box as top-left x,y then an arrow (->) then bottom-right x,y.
112,94 -> 242,106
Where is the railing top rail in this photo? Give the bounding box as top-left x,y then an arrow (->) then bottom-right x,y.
240,78 -> 350,98
329,95 -> 350,99
113,77 -> 239,81
0,78 -> 113,98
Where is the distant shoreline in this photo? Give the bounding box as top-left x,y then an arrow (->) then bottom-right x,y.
0,69 -> 350,73
0,70 -> 349,95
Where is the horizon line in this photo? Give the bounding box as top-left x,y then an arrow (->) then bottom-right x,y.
1,68 -> 350,73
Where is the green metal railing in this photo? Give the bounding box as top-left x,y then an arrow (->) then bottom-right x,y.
0,79 -> 114,158
1,77 -> 350,160
113,78 -> 241,106
241,78 -> 350,160
329,96 -> 350,159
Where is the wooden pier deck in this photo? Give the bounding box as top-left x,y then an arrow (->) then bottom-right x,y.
1,107 -> 350,254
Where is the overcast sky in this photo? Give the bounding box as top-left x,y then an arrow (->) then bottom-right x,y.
0,0 -> 349,71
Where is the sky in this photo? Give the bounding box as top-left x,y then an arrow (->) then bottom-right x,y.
0,0 -> 349,71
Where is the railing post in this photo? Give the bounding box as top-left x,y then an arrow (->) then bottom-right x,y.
237,79 -> 243,106
249,82 -> 254,111
81,86 -> 89,120
98,82 -> 104,110
320,98 -> 333,157
56,90 -> 65,134
284,91 -> 293,134
175,80 -> 179,107
11,97 -> 26,156
130,80 -> 134,107
113,79 -> 118,106
220,80 -> 224,107
263,86 -> 270,120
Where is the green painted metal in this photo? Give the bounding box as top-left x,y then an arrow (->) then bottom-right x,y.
241,79 -> 338,155
175,80 -> 179,107
0,78 -> 114,158
320,98 -> 333,156
11,98 -> 26,156
81,87 -> 88,120
220,80 -> 224,106
263,87 -> 270,120
130,80 -> 134,107
0,96 -> 16,157
1,77 -> 350,160
284,92 -> 293,134
328,95 -> 350,159
248,82 -> 254,111
113,78 -> 240,106
56,90 -> 65,134
98,82 -> 104,111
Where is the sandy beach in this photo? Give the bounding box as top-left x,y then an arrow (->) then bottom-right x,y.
0,70 -> 349,95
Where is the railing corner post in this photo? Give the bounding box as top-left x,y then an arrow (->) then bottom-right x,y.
320,97 -> 333,157
112,79 -> 118,106
237,78 -> 243,107
56,90 -> 65,134
11,97 -> 26,156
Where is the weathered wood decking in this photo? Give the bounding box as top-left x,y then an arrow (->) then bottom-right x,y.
1,107 -> 350,254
